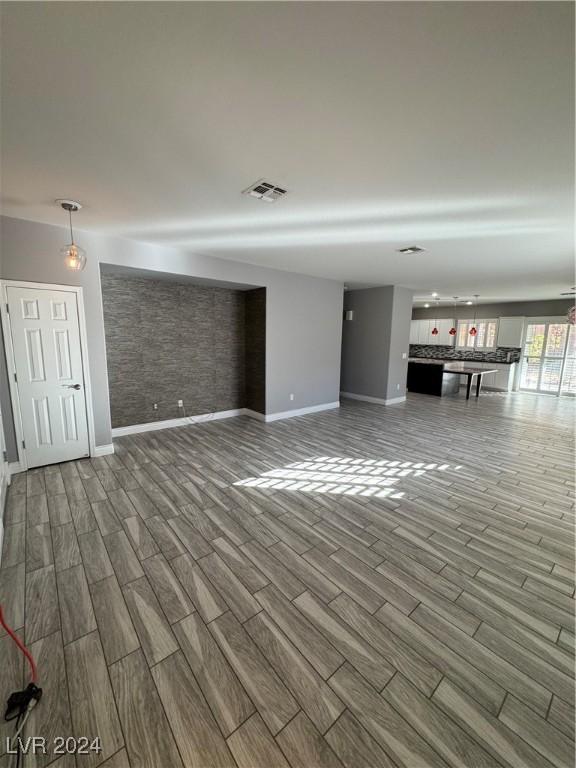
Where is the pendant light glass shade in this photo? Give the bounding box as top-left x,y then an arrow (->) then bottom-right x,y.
469,294 -> 479,336
57,200 -> 87,272
449,297 -> 457,335
61,243 -> 87,272
431,298 -> 440,336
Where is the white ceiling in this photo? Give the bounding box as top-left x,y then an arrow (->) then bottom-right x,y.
1,1 -> 574,303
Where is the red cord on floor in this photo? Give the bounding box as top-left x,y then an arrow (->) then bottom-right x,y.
0,605 -> 37,683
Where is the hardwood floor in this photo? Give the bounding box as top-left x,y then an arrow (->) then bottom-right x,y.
1,392 -> 574,768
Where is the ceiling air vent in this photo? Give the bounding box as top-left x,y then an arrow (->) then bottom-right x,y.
242,179 -> 287,203
397,246 -> 425,254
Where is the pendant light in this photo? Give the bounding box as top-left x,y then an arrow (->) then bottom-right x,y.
469,294 -> 479,336
449,297 -> 458,336
431,298 -> 440,336
56,199 -> 87,272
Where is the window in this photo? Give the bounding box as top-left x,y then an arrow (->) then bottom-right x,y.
519,320 -> 575,395
456,319 -> 498,349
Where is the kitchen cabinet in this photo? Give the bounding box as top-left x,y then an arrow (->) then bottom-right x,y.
417,320 -> 431,344
412,315 -> 525,349
410,319 -> 455,346
497,317 -> 524,348
436,319 -> 455,346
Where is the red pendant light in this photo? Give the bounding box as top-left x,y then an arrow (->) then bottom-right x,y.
469,294 -> 479,336
449,297 -> 458,335
431,298 -> 440,336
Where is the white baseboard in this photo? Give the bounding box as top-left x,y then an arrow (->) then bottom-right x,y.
263,401 -> 340,423
340,392 -> 406,406
111,408 -> 246,437
341,392 -> 387,405
244,409 -> 266,422
111,402 -> 340,436
383,396 -> 407,405
8,461 -> 23,476
92,443 -> 115,457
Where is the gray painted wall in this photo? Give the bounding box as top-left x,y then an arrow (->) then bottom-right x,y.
1,216 -> 113,459
0,241 -> 12,486
101,273 -> 257,428
0,330 -> 16,460
341,286 -> 413,401
412,299 -> 572,320
0,215 -> 342,461
386,287 -> 413,401
341,288 -> 389,399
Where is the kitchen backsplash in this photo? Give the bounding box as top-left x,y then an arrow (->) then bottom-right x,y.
409,345 -> 521,363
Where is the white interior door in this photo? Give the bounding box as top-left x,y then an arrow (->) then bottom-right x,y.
6,286 -> 90,468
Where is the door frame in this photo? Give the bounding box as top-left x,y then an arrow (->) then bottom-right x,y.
519,316 -> 570,396
0,279 -> 96,471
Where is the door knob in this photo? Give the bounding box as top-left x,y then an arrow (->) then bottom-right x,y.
62,384 -> 81,390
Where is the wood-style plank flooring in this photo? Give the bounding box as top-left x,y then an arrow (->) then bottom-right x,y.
1,392 -> 574,768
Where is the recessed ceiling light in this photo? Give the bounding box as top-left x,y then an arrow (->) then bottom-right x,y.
397,245 -> 425,254
466,300 -> 473,305
424,303 -> 430,308
431,292 -> 438,297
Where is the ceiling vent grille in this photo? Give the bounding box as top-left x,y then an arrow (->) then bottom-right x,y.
242,179 -> 287,203
397,246 -> 425,254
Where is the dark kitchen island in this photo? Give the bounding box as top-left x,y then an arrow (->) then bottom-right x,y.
407,360 -> 460,397
407,359 -> 497,399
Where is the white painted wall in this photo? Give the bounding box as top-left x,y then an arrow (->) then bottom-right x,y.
0,216 -> 343,461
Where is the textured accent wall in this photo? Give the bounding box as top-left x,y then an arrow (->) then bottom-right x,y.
244,288 -> 266,413
409,344 -> 521,363
101,273 -> 264,428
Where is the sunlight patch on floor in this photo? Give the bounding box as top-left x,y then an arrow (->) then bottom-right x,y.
233,456 -> 457,498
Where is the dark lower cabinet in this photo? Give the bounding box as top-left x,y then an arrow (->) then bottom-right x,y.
407,362 -> 460,397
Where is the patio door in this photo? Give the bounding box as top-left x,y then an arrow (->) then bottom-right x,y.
519,321 -> 575,395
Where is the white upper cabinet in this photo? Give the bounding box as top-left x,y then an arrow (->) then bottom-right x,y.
497,317 -> 524,348
410,318 -> 456,346
437,318 -> 455,346
417,319 -> 431,344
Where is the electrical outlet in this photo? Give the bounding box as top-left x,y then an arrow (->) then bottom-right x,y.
402,352 -> 407,359
153,403 -> 158,410
289,393 -> 295,401
396,383 -> 400,390
177,399 -> 183,408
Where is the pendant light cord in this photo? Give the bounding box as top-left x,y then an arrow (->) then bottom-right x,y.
68,208 -> 75,245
